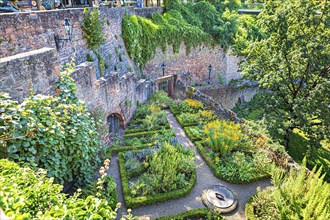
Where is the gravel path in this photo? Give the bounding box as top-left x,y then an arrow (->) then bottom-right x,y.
108,110 -> 272,220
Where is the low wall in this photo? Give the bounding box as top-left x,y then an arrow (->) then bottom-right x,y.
173,79 -> 242,123
197,86 -> 258,110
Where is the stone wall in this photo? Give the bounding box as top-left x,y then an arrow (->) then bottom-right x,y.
225,49 -> 243,82
197,85 -> 258,110
173,79 -> 242,123
0,47 -> 60,102
71,61 -> 153,127
143,44 -> 227,85
0,7 -> 163,77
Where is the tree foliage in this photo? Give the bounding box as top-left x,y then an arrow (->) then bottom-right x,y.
240,0 -> 330,151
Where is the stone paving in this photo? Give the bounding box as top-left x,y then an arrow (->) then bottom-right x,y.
108,110 -> 272,220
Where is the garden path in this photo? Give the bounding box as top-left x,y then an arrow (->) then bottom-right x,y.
108,110 -> 272,220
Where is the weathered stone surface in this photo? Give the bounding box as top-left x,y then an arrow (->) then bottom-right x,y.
0,47 -> 60,102
198,85 -> 258,110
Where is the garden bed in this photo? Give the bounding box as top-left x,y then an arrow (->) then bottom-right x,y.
119,144 -> 197,208
183,126 -> 203,142
195,141 -> 270,184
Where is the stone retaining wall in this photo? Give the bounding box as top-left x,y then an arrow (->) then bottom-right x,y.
0,47 -> 60,102
197,85 -> 258,110
173,79 -> 242,123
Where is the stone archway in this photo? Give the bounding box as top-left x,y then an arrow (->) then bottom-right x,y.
107,113 -> 125,135
156,75 -> 175,98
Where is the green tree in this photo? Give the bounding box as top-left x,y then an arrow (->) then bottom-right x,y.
240,0 -> 330,153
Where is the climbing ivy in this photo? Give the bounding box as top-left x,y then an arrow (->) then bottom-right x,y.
0,65 -> 103,186
82,8 -> 106,50
122,1 -> 260,68
122,8 -> 211,68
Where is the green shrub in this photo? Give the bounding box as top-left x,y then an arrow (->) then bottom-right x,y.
0,159 -> 117,219
156,208 -> 223,220
176,112 -> 200,127
184,126 -> 203,142
119,143 -> 197,208
82,8 -> 106,50
81,176 -> 117,209
0,67 -> 102,186
215,151 -> 270,182
246,160 -> 330,219
130,142 -> 195,197
146,91 -> 174,109
204,120 -> 244,156
122,7 -> 210,68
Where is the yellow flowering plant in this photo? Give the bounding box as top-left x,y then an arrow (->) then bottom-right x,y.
199,110 -> 217,122
184,99 -> 204,112
204,120 -> 244,156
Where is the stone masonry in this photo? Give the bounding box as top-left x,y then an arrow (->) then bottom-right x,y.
0,47 -> 60,102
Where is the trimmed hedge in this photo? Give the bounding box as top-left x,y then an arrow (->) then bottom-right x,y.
175,114 -> 199,128
195,141 -> 269,184
183,126 -> 203,143
118,153 -> 197,208
155,208 -> 221,220
123,129 -> 174,139
124,124 -> 171,134
107,143 -> 155,154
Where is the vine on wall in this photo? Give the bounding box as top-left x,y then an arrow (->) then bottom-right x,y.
122,0 -> 263,68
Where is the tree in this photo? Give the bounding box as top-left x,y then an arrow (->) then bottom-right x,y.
241,0 -> 330,153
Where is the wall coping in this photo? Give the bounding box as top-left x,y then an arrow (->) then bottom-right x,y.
0,47 -> 55,63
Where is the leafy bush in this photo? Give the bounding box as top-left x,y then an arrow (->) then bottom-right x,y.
0,159 -> 117,219
146,91 -> 174,109
184,126 -> 204,142
82,8 -> 106,50
184,99 -> 204,112
199,110 -> 217,122
204,120 -> 244,156
0,67 -> 102,186
80,159 -> 118,209
177,112 -> 200,127
215,151 -> 269,182
129,142 -> 195,197
170,100 -> 190,115
246,160 -> 330,219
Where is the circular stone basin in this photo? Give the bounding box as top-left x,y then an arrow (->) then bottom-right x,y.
202,185 -> 238,213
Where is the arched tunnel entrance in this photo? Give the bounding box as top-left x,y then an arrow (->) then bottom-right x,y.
107,113 -> 124,135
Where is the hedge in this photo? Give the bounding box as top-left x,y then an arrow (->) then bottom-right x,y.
118,153 -> 197,208
195,141 -> 269,184
183,126 -> 203,143
155,208 -> 221,220
124,124 -> 171,134
107,143 -> 155,154
123,129 -> 174,139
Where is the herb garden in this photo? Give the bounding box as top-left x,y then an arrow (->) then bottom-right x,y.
1,0 -> 330,219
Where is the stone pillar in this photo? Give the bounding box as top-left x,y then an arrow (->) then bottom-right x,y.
168,79 -> 174,98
